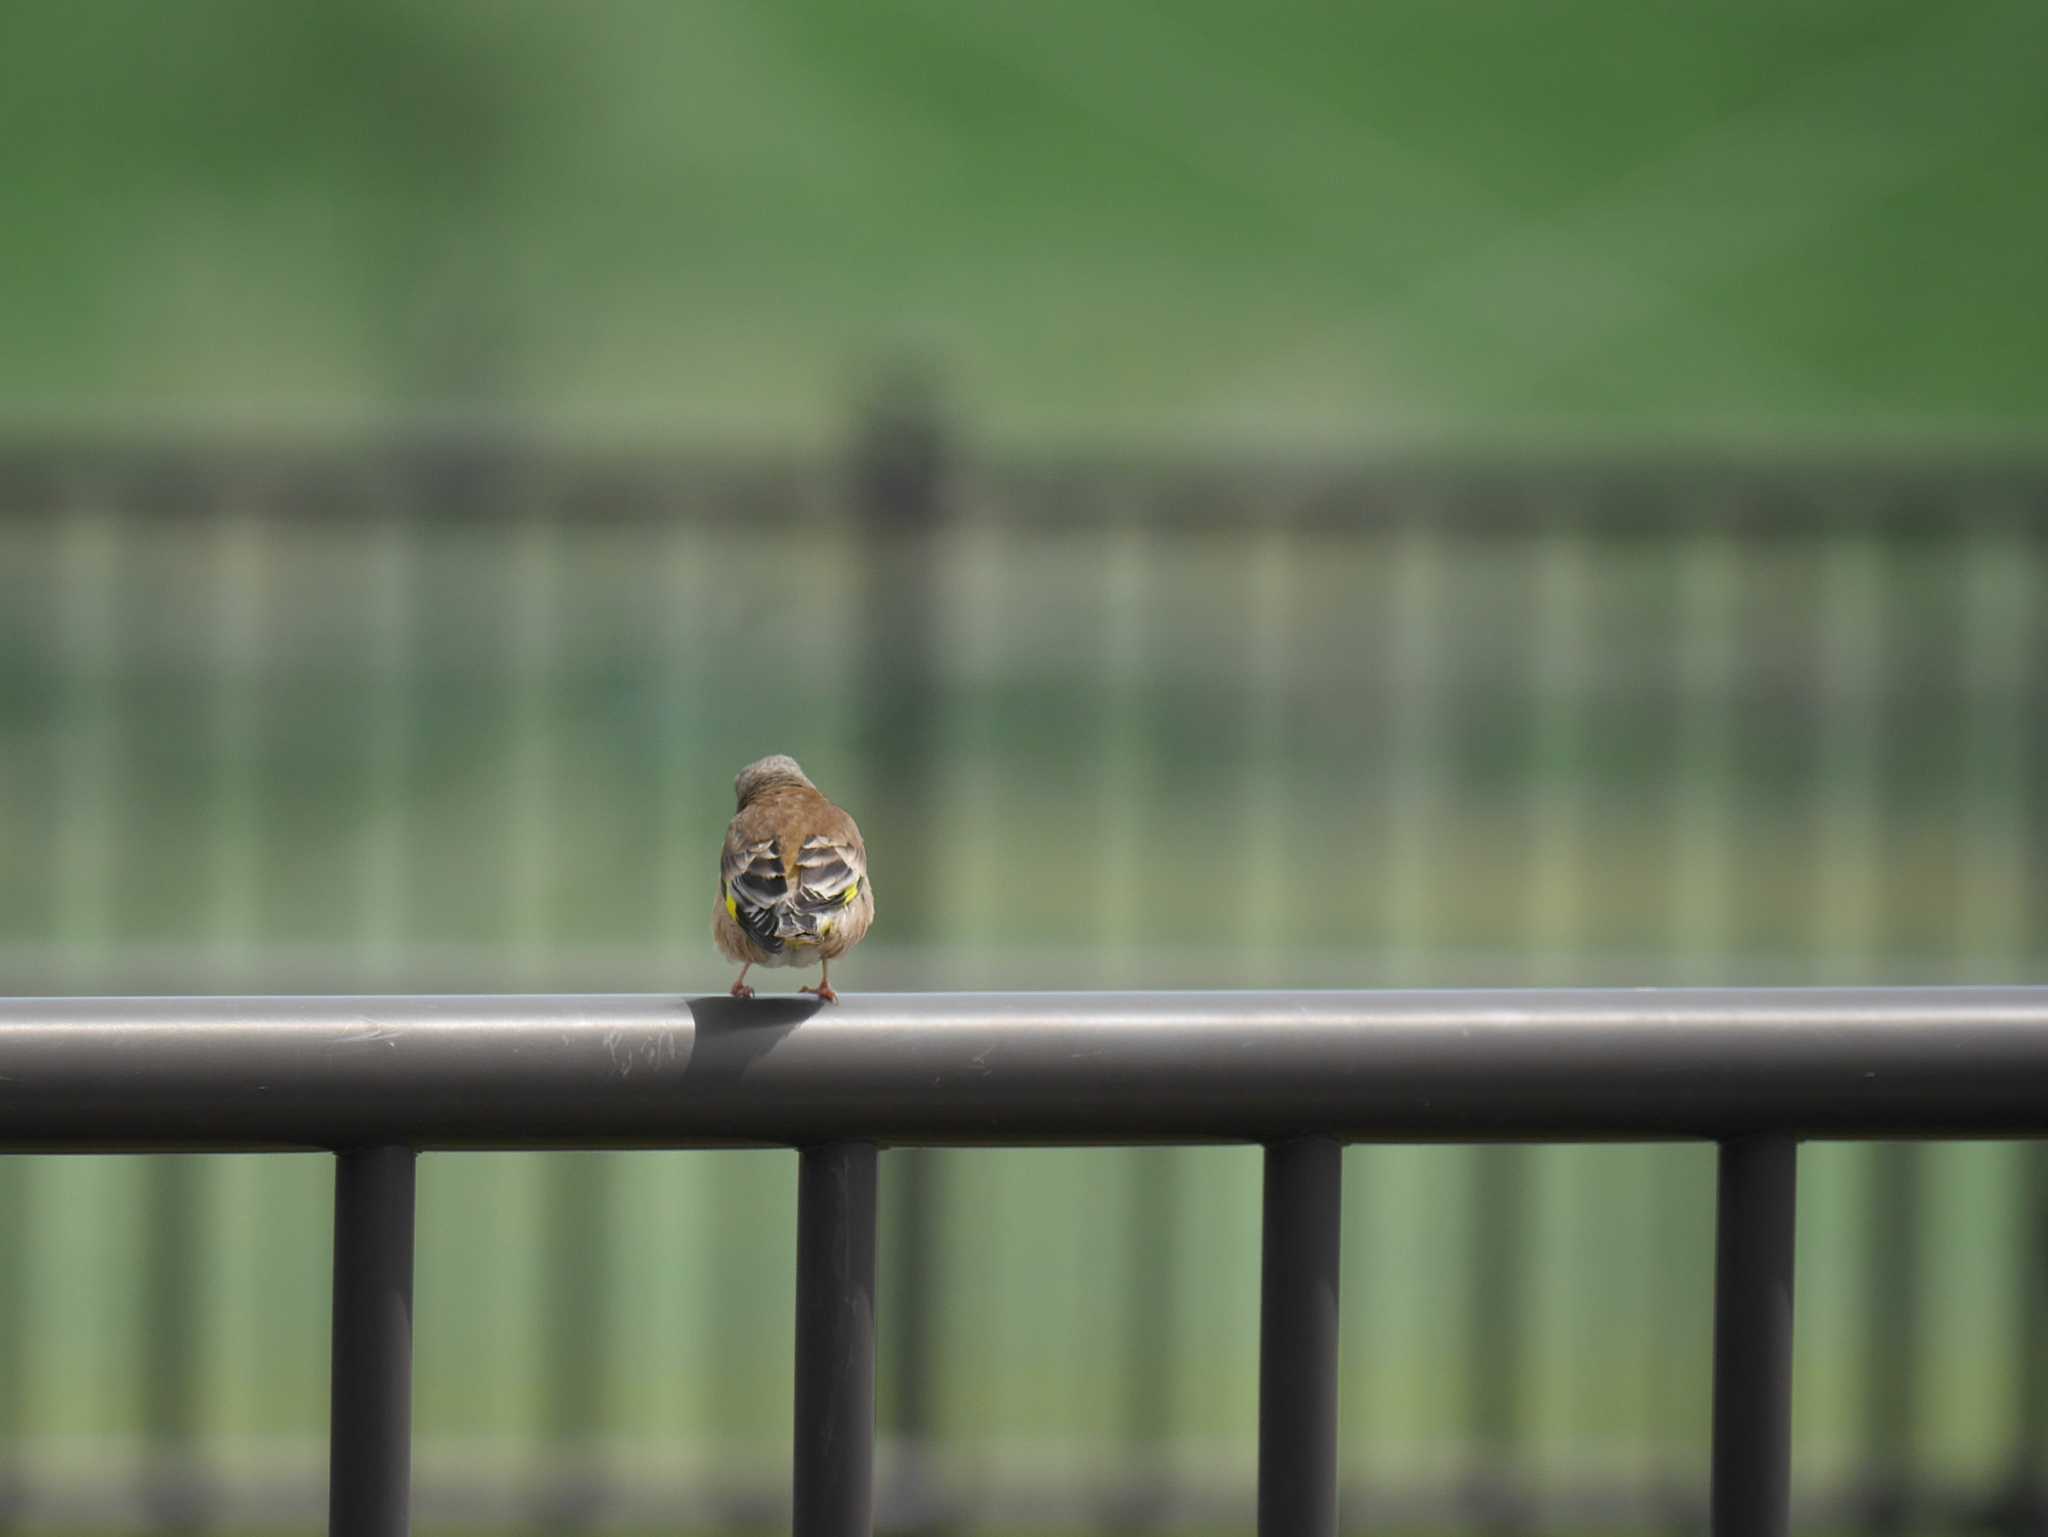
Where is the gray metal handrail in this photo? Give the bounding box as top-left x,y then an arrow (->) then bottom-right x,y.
5,985 -> 2048,1537
3,987 -> 2048,1147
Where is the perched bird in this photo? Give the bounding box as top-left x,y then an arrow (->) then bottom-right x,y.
713,755 -> 873,1002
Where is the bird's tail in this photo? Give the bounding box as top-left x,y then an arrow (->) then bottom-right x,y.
775,907 -> 823,946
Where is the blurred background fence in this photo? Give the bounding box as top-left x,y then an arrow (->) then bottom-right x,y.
0,410 -> 2045,1533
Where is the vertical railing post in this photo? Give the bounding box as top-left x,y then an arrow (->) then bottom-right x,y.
795,1142 -> 879,1537
330,1146 -> 416,1537
1258,1138 -> 1343,1537
1710,1138 -> 1797,1537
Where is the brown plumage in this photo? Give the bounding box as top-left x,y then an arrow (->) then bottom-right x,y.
713,755 -> 873,1002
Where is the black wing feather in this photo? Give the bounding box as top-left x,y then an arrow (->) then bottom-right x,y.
725,840 -> 789,954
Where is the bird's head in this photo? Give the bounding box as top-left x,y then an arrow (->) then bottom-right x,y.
735,754 -> 815,807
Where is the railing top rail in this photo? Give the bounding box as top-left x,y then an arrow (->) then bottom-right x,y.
3,434 -> 2047,533
1,987 -> 2045,1151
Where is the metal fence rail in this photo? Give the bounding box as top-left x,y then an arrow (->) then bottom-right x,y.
4,986 -> 2047,1537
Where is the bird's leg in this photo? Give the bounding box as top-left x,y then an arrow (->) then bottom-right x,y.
729,963 -> 755,1000
799,961 -> 838,1004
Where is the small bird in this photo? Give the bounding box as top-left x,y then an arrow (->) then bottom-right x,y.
713,755 -> 874,1002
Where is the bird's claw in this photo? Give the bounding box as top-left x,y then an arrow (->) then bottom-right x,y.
730,981 -> 756,999
800,982 -> 839,1004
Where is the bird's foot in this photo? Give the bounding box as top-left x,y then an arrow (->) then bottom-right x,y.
729,980 -> 756,999
799,982 -> 839,1004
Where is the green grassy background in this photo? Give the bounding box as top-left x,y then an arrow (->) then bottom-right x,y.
1,0 -> 2044,443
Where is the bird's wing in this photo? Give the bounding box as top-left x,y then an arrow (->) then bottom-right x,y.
789,816 -> 867,940
721,826 -> 789,954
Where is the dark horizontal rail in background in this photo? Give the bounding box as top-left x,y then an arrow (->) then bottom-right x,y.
1,437 -> 2045,535
2,989 -> 2047,1149
4,987 -> 2046,1537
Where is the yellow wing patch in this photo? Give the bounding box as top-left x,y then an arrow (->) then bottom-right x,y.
843,879 -> 860,906
724,883 -> 739,923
